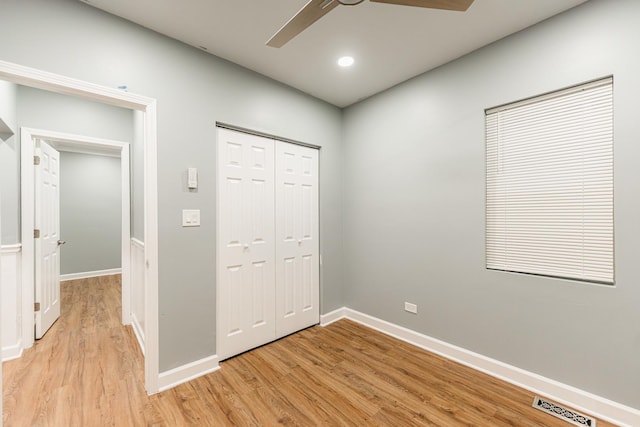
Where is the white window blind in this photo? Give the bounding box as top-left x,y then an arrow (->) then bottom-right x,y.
486,77 -> 613,284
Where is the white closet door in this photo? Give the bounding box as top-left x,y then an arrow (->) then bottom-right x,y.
217,129 -> 276,360
275,141 -> 319,337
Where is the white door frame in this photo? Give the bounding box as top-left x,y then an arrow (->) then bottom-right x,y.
0,59 -> 160,394
0,147 -> 3,427
22,128 -> 131,337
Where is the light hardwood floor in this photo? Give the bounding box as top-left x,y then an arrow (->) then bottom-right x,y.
3,275 -> 616,426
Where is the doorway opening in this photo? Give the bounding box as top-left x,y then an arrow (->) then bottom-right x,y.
0,59 -> 160,394
21,128 -> 131,340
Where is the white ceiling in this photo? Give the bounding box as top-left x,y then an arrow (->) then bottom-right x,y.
79,0 -> 589,107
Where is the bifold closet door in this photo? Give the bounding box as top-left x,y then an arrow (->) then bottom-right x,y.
217,129 -> 276,360
217,128 -> 320,361
275,142 -> 319,337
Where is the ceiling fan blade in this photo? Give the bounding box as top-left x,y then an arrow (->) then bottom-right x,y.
369,0 -> 474,11
267,0 -> 340,48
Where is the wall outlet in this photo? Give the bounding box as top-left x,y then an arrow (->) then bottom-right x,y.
182,209 -> 200,227
404,302 -> 418,314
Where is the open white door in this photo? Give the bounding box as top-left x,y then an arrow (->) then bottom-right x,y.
34,139 -> 62,339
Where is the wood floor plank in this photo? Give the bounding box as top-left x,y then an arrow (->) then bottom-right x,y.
3,275 -> 619,426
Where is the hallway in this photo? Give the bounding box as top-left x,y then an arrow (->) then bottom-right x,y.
2,275 -> 146,425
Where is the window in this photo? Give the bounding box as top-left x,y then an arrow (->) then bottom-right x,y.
486,77 -> 613,284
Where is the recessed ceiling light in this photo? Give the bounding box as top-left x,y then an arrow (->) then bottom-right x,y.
338,56 -> 354,67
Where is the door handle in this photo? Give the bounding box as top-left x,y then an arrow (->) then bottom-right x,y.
57,240 -> 66,246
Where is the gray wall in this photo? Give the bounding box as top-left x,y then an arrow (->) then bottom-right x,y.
0,81 -> 18,244
0,0 -> 344,372
16,86 -> 134,143
342,0 -> 639,409
59,152 -> 121,275
10,85 -> 136,251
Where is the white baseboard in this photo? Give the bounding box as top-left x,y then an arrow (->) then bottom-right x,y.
324,307 -> 640,427
60,268 -> 122,281
158,355 -> 220,392
130,313 -> 145,356
2,339 -> 23,362
320,307 -> 347,326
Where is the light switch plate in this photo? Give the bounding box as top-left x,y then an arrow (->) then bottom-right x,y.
187,167 -> 198,189
182,209 -> 200,227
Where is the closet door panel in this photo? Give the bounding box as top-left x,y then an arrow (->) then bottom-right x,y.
275,142 -> 319,337
217,129 -> 275,360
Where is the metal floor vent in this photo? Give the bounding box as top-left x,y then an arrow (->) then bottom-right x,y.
532,396 -> 596,427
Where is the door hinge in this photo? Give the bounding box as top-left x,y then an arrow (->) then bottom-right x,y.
34,229 -> 41,238
34,155 -> 41,166
34,302 -> 41,312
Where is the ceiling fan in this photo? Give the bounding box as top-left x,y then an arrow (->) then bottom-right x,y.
266,0 -> 475,48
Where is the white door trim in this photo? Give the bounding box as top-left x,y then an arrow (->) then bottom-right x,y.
22,128 -> 131,338
0,144 -> 3,427
1,59 -> 160,394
